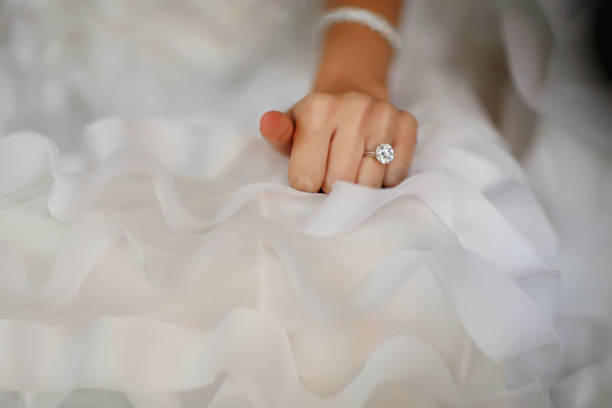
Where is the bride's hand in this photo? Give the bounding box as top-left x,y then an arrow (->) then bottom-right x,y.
260,91 -> 417,193
259,0 -> 413,193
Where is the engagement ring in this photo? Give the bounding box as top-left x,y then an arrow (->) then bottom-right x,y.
364,143 -> 394,164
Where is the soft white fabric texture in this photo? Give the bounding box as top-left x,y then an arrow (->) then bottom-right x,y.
0,0 -> 610,407
499,1 -> 612,407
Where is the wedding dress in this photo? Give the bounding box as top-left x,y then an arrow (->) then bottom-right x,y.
0,1 -> 610,407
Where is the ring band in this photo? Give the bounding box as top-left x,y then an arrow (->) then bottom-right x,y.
364,143 -> 394,164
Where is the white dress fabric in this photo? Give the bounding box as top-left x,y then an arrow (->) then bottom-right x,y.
0,1 -> 610,407
500,1 -> 612,407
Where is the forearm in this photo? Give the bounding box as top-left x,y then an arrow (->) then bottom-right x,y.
313,0 -> 404,100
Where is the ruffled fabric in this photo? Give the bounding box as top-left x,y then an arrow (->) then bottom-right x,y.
0,76 -> 561,406
500,1 -> 612,406
6,0 -> 609,406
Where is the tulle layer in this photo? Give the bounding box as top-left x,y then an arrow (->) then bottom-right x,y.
0,94 -> 561,407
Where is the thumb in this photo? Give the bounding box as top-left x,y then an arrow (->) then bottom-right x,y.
260,110 -> 295,155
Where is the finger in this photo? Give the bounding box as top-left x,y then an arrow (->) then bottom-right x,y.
356,101 -> 396,188
383,111 -> 418,187
288,94 -> 336,192
260,110 -> 294,155
322,93 -> 372,193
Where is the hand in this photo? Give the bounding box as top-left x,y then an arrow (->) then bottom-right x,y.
260,91 -> 418,193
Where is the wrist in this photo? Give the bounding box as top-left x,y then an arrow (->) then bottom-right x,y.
313,21 -> 393,101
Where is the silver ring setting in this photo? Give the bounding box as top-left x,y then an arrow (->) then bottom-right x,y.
364,143 -> 394,165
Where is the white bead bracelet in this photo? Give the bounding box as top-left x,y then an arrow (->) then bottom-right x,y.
319,7 -> 402,51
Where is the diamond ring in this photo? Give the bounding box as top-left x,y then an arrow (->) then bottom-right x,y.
364,143 -> 394,164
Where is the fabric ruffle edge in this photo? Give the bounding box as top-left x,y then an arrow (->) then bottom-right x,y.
0,115 -> 561,407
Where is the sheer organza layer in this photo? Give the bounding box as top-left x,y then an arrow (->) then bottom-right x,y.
0,86 -> 561,406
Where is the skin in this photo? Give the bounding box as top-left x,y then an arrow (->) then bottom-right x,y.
260,0 -> 417,193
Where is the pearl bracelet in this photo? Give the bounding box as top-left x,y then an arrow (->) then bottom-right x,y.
319,7 -> 402,51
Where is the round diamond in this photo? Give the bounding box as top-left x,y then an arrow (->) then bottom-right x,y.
375,143 -> 394,164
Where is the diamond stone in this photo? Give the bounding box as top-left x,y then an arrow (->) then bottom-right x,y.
375,143 -> 394,164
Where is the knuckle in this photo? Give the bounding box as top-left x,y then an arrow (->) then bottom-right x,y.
294,93 -> 335,130
297,93 -> 334,116
362,101 -> 395,141
399,111 -> 418,130
370,100 -> 396,123
373,99 -> 396,112
341,91 -> 372,106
